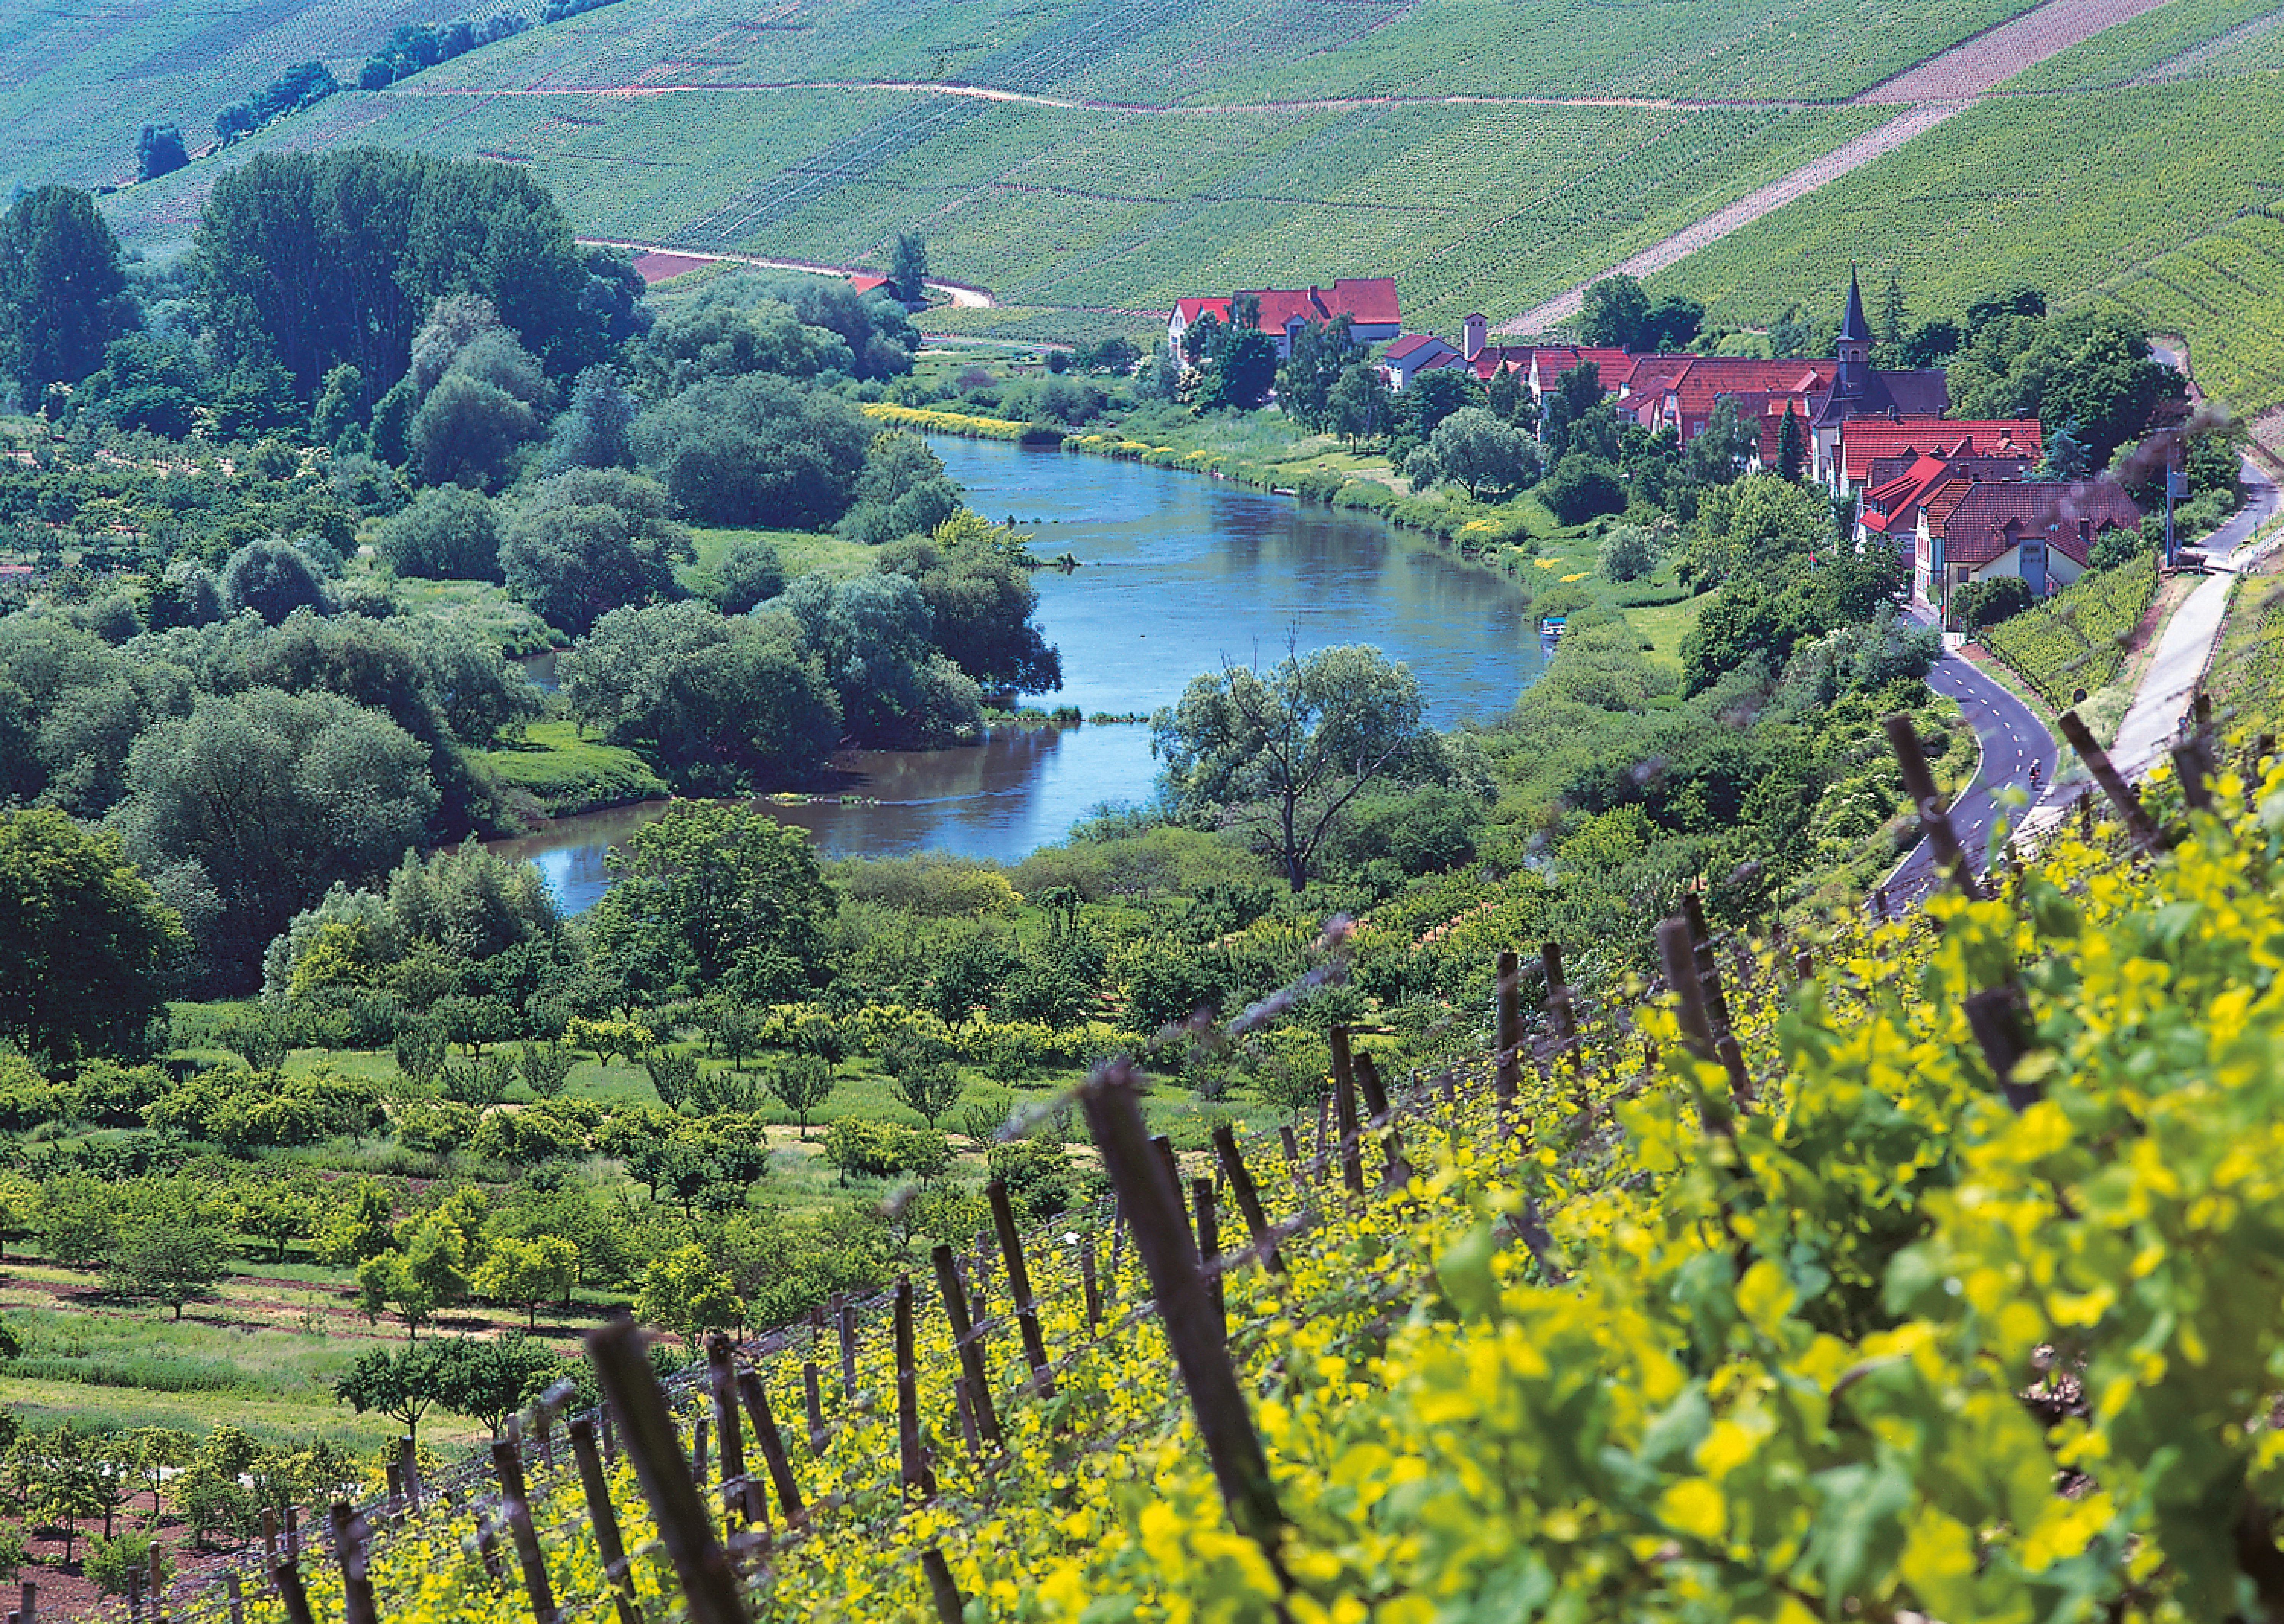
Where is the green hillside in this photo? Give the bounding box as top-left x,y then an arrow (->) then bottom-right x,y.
56,0 -> 2284,425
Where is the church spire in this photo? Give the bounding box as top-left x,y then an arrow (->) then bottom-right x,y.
1838,263 -> 1871,344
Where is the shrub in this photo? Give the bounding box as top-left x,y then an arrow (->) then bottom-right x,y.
819,1119 -> 952,1184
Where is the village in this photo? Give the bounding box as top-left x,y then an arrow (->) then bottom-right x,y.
1168,271 -> 2150,631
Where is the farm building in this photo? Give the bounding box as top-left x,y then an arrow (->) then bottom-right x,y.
1380,332 -> 1462,390
1166,279 -> 1400,358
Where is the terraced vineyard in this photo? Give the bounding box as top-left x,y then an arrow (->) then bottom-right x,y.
1659,77 -> 2284,418
1981,551 -> 2160,707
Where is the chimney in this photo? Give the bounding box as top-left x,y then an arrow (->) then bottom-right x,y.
1463,312 -> 1487,363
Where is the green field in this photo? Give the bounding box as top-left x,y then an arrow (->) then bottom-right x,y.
1996,0 -> 2284,90
1657,77 -> 2284,419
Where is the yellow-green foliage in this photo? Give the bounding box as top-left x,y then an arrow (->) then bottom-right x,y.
209,746 -> 2284,1624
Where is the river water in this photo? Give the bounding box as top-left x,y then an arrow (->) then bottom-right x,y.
490,437 -> 1545,912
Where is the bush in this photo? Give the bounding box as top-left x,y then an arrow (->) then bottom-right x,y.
376,487 -> 502,581
987,1138 -> 1074,1221
1956,575 -> 2035,635
819,1118 -> 951,1184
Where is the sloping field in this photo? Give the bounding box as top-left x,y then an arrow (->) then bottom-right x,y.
105,91 -> 1890,340
1994,0 -> 2284,89
1653,77 -> 2284,414
0,0 -> 436,198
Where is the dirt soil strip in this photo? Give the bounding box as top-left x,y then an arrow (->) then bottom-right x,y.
1498,0 -> 2185,335
1855,0 -> 2179,100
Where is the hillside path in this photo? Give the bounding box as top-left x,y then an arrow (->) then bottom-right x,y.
577,237 -> 995,305
2111,455 -> 2283,775
1498,0 -> 2177,334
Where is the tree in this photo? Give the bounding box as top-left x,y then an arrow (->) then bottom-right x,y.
356,1217 -> 466,1337
635,373 -> 874,528
877,515 -> 1062,692
1276,314 -> 1353,433
1683,395 -> 1760,487
0,186 -> 133,402
377,486 -> 502,581
500,468 -> 693,635
1579,274 -> 1650,349
1153,643 -> 1449,892
636,1245 -> 743,1353
219,540 -> 332,625
334,1340 -> 450,1447
1541,453 -> 1626,524
1197,325 -> 1279,413
1405,368 -> 1484,443
890,1060 -> 965,1128
1428,408 -> 1541,499
0,810 -> 183,1067
542,364 -> 638,473
471,1237 -> 578,1331
585,802 -> 835,998
890,232 -> 929,304
407,368 -> 542,492
1776,403 -> 1806,484
136,123 -> 189,182
715,538 -> 787,614
841,432 -> 962,545
107,1208 -> 232,1319
114,691 -> 438,988
1327,362 -> 1391,447
1640,295 -> 1704,352
767,1055 -> 835,1138
21,1421 -> 111,1562
1599,524 -> 1659,583
434,1333 -> 563,1434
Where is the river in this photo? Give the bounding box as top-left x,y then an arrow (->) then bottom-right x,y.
489,436 -> 1545,912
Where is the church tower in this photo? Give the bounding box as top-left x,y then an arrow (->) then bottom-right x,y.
1833,265 -> 1871,400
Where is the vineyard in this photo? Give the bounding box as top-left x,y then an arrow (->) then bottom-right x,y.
100,718 -> 2284,1624
2097,210 -> 2284,421
1994,0 -> 2282,91
1660,76 -> 2284,420
1981,551 -> 2159,708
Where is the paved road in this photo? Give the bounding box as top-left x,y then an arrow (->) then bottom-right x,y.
2111,454 -> 2282,776
1883,638 -> 2058,906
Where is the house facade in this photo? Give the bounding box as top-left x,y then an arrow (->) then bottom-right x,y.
1918,479 -> 2142,626
1378,332 -> 1463,390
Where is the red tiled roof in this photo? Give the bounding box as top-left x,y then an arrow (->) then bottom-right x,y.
1840,418 -> 2041,484
1237,277 -> 1403,333
1383,333 -> 1448,362
1529,346 -> 1636,392
1663,357 -> 1834,418
1921,478 -> 1977,535
1173,297 -> 1233,325
1935,480 -> 2140,569
849,273 -> 894,296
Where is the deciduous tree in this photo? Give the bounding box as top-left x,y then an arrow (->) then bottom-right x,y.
0,809 -> 183,1067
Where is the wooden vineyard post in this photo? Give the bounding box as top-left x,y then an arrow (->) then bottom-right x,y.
1152,1136 -> 1195,1245
491,1434 -> 560,1624
1494,950 -> 1521,1104
2171,741 -> 2216,812
225,1575 -> 244,1624
1210,1123 -> 1283,1274
1277,1124 -> 1298,1168
1796,949 -> 1814,982
1680,894 -> 1753,1104
707,1334 -> 761,1531
328,1502 -> 379,1624
272,1558 -> 316,1624
262,1509 -> 277,1584
894,1275 -> 937,1500
1540,942 -> 1579,1072
2058,710 -> 2161,846
1192,1177 -> 1225,1328
986,1179 -> 1056,1396
1885,713 -> 1982,899
737,1372 -> 807,1527
284,1507 -> 299,1566
476,1508 -> 507,1582
932,1243 -> 1004,1449
1080,1230 -> 1104,1329
836,1296 -> 856,1398
585,1318 -> 749,1624
384,1461 -> 402,1520
1352,1051 -> 1413,1189
1309,1097 -> 1331,1184
568,1415 -> 644,1624
953,1376 -> 982,1458
692,1418 -> 709,1490
1963,987 -> 2042,1111
1658,917 -> 1738,1136
922,1549 -> 965,1624
18,1579 -> 33,1624
1080,1063 -> 1287,1561
399,1435 -> 421,1514
148,1539 -> 167,1623
802,1363 -> 828,1455
1329,1025 -> 1364,1194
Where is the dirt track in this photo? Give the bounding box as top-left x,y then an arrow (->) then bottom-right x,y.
1499,0 -> 2189,334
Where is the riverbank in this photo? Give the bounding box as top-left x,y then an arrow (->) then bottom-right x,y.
860,399 -> 1601,588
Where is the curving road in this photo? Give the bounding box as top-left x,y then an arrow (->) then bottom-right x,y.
1882,635 -> 2058,907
